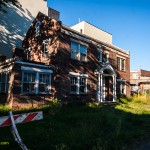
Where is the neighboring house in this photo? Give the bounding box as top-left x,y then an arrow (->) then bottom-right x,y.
0,8 -> 130,108
130,70 -> 150,94
0,0 -> 48,58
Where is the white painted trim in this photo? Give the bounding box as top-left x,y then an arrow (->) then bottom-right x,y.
69,72 -> 88,77
70,73 -> 88,94
99,64 -> 116,75
21,66 -> 53,73
71,40 -> 88,62
117,79 -> 126,95
117,57 -> 125,71
21,70 -> 52,94
96,64 -> 116,102
116,55 -> 126,60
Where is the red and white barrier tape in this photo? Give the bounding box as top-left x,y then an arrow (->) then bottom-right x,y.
0,111 -> 43,127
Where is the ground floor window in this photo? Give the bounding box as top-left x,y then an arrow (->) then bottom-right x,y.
22,67 -> 52,94
0,72 -> 10,93
116,79 -> 126,95
70,72 -> 88,94
39,73 -> 51,93
23,72 -> 36,93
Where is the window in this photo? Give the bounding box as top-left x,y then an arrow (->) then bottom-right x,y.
98,50 -> 102,62
70,77 -> 77,93
23,72 -> 36,93
70,73 -> 88,94
0,72 -> 10,93
117,57 -> 125,71
39,73 -> 51,93
71,41 -> 87,62
42,39 -> 51,58
79,77 -> 86,93
35,20 -> 41,37
116,79 -> 126,95
106,53 -> 109,63
22,67 -> 52,94
133,73 -> 138,79
102,52 -> 109,63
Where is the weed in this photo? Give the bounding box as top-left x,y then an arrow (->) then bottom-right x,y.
0,97 -> 150,150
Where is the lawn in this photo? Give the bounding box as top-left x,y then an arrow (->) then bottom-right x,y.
0,95 -> 150,150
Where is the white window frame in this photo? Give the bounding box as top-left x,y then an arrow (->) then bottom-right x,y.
35,20 -> 41,37
117,57 -> 125,71
43,39 -> 49,54
42,39 -> 51,58
133,73 -> 139,79
21,67 -> 53,94
0,71 -> 10,93
98,49 -> 102,62
105,53 -> 109,63
69,72 -> 88,94
117,79 -> 126,95
71,41 -> 87,62
22,72 -> 36,94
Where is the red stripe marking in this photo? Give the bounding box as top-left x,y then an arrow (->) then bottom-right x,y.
1,115 -> 20,127
22,113 -> 38,123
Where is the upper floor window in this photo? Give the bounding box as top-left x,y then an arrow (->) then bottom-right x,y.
98,50 -> 102,62
70,72 -> 88,94
117,57 -> 125,71
22,67 -> 52,94
42,39 -> 51,58
71,41 -> 87,62
0,72 -> 10,93
35,20 -> 41,37
105,53 -> 109,63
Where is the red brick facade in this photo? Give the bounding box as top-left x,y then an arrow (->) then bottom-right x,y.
0,12 -> 130,108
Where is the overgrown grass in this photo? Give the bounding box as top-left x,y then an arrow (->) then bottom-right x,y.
0,104 -> 11,115
0,96 -> 150,150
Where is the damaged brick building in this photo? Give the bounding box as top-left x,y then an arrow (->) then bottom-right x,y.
0,8 -> 130,108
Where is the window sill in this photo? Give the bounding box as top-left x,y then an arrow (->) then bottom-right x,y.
118,70 -> 126,72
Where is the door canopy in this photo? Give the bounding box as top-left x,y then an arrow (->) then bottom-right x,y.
95,64 -> 116,76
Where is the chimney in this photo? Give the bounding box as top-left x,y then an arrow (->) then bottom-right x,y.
48,8 -> 60,21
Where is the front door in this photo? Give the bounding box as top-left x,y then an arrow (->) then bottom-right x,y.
103,76 -> 113,102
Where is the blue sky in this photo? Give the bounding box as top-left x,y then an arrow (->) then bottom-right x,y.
47,0 -> 150,71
